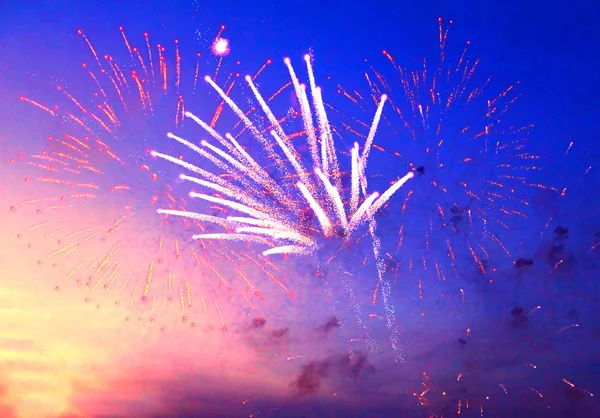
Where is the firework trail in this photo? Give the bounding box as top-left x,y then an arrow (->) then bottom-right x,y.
8,26 -> 295,332
152,53 -> 415,361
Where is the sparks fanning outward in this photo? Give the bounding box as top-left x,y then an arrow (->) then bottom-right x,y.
337,19 -> 554,300
152,53 -> 415,360
10,26 -> 296,331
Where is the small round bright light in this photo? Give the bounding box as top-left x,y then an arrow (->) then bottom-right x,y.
211,37 -> 230,56
245,75 -> 252,82
283,57 -> 291,65
204,75 -> 211,82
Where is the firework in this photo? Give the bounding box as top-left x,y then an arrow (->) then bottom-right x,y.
333,19 -> 555,307
8,26 -> 295,331
325,20 -> 599,416
152,53 -> 415,360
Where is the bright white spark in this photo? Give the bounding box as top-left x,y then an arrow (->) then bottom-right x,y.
153,55 -> 414,361
211,37 -> 230,56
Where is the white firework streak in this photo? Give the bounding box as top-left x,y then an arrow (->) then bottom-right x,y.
152,54 -> 414,361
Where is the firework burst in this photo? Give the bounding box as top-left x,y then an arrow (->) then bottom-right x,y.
334,19 -> 555,306
324,20 -> 598,416
8,26 -> 295,332
152,53 -> 415,360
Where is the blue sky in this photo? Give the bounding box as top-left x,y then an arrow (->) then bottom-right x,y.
1,0 -> 598,154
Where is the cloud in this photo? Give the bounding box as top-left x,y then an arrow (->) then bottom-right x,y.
290,351 -> 374,396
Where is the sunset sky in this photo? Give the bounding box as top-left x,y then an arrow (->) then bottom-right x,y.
1,0 -> 599,417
